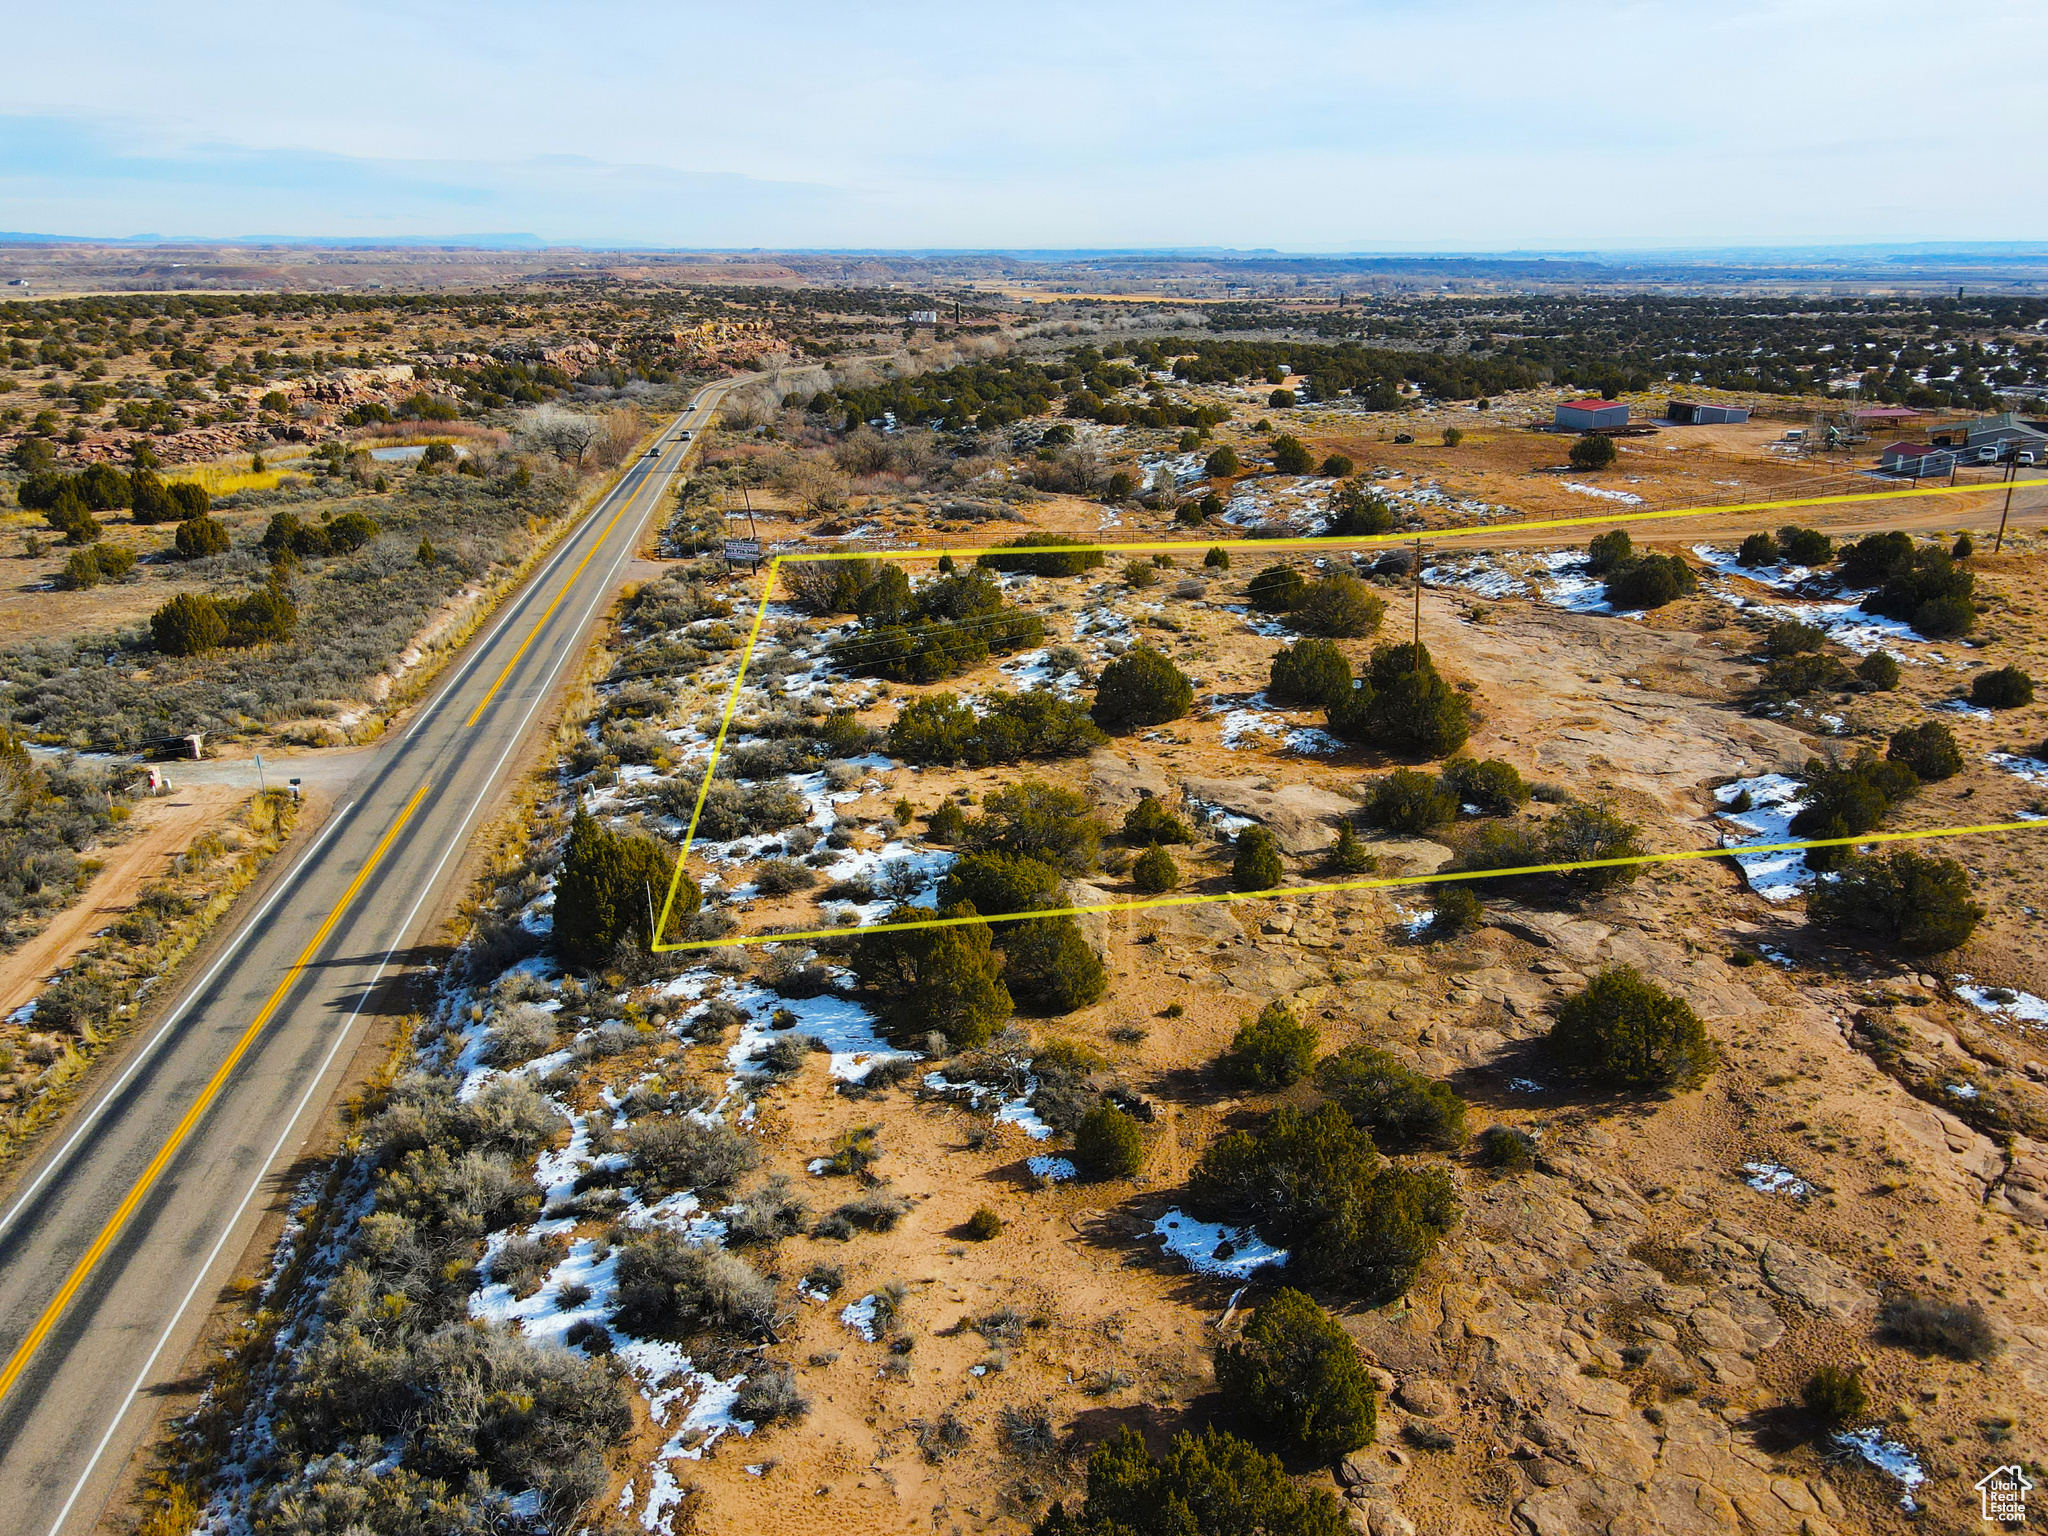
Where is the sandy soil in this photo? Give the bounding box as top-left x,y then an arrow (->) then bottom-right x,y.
590,486 -> 2048,1535
0,782 -> 243,1020
0,493 -> 310,647
172,388 -> 2048,1536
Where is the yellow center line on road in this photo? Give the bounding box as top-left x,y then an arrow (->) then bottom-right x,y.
0,782 -> 430,1409
462,424 -> 694,730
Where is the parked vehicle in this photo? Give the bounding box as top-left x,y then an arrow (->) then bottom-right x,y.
2019,450 -> 2038,467
1978,446 -> 1999,464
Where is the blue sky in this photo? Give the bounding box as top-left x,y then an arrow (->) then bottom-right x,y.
4,0 -> 2042,249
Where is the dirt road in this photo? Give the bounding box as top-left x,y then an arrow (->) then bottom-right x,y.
0,785 -> 245,1025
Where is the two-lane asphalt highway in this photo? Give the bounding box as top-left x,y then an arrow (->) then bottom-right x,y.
0,378 -> 734,1535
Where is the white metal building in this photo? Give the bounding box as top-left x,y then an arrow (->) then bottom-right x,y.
1555,398 -> 1629,430
1665,400 -> 1749,425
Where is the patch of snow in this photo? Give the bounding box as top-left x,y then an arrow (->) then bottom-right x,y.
1935,698 -> 1995,721
923,1069 -> 1053,1140
1150,1208 -> 1289,1278
1562,481 -> 1645,505
719,976 -> 919,1085
1284,725 -> 1344,755
1506,1077 -> 1545,1093
1690,544 -> 1817,588
995,1088 -> 1053,1140
1140,450 -> 1206,489
1529,550 -> 1617,615
1832,1428 -> 1926,1511
1028,1155 -> 1077,1182
1422,556 -> 1528,600
1954,977 -> 2048,1027
1742,1161 -> 1812,1197
1691,565 -> 1932,658
1391,904 -> 1433,937
1989,752 -> 2048,783
1945,1082 -> 1980,1099
1714,773 -> 1814,902
1216,707 -> 1288,750
1186,796 -> 1256,836
1220,603 -> 1294,639
999,648 -> 1085,696
841,1294 -> 883,1341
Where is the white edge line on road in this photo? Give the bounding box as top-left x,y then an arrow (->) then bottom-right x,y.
399,453 -> 644,744
398,400 -> 697,745
0,807 -> 355,1248
46,396 -> 702,1536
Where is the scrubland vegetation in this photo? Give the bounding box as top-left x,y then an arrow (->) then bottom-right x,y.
111,270 -> 2048,1536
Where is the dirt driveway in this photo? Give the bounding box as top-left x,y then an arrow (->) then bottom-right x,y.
0,783 -> 245,1021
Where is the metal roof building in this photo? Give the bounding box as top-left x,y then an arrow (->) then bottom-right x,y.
1879,441 -> 1956,477
1665,400 -> 1749,425
1555,398 -> 1629,431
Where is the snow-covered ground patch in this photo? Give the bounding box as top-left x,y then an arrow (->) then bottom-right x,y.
715,976 -> 917,1085
1713,774 -> 1814,901
1990,751 -> 2048,784
922,1069 -> 1053,1139
1219,478 -> 1328,530
1689,542 -> 1944,658
1421,555 -> 1527,600
1028,1155 -> 1077,1183
469,1235 -> 618,1342
1219,603 -> 1294,639
1688,544 -> 1818,588
1215,707 -> 1287,750
1563,481 -> 1645,505
1832,1428 -> 1926,1511
1742,1161 -> 1812,1198
1954,976 -> 2048,1027
1530,550 -> 1618,614
1150,1209 -> 1289,1278
1283,724 -> 1344,754
1390,904 -> 1433,938
841,1293 -> 883,1341
1000,648 -> 1085,696
1416,546 -> 1652,617
1140,450 -> 1205,488
1185,797 -> 1256,836
1935,698 -> 1995,721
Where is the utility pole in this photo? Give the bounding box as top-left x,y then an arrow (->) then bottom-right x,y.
1995,453 -> 2018,553
1412,538 -> 1423,662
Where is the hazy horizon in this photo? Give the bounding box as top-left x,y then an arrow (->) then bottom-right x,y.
6,0 -> 2043,251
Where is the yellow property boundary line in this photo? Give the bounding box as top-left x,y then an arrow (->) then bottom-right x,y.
650,474 -> 2047,953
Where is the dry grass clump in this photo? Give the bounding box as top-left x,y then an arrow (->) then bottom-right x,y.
1877,1294 -> 2000,1360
